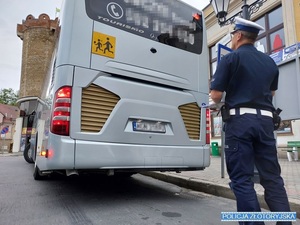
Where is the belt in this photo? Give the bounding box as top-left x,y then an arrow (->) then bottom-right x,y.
229,108 -> 273,118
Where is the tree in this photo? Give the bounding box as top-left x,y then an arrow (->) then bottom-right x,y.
0,88 -> 19,105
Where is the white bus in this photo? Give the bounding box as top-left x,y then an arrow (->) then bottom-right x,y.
19,0 -> 211,179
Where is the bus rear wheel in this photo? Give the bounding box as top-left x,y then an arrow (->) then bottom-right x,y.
23,144 -> 34,164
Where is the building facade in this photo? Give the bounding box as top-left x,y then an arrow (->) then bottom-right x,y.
203,0 -> 300,148
0,104 -> 19,152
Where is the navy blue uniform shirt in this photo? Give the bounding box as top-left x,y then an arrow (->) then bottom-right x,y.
210,44 -> 279,111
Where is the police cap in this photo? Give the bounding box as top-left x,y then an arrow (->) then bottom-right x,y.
232,17 -> 264,34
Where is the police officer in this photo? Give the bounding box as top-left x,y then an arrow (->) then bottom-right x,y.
210,17 -> 291,225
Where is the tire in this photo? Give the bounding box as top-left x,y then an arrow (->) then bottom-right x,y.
23,144 -> 34,164
33,163 -> 44,180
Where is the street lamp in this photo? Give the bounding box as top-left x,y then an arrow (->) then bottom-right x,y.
211,0 -> 230,25
210,0 -> 267,26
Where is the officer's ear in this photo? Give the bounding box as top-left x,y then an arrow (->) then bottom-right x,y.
236,31 -> 243,41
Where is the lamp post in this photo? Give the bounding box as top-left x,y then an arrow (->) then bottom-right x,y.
210,0 -> 267,26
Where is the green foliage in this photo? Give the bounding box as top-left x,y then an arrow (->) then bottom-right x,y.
0,88 -> 19,105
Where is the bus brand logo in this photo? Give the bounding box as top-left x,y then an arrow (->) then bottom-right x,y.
92,32 -> 116,59
107,2 -> 123,19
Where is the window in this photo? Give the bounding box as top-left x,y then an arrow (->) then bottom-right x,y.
85,0 -> 204,54
210,6 -> 285,77
270,28 -> 285,52
269,7 -> 283,29
255,6 -> 285,54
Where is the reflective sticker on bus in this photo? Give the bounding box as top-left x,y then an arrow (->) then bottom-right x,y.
92,32 -> 116,59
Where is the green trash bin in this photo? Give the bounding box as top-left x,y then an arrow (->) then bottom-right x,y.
211,142 -> 219,156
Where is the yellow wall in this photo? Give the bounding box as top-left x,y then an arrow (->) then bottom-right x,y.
294,0 -> 300,41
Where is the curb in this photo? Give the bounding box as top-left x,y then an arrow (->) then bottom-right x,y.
141,171 -> 235,199
141,171 -> 300,219
0,152 -> 23,157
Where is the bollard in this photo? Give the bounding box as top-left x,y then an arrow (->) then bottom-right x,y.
287,147 -> 299,161
293,147 -> 298,161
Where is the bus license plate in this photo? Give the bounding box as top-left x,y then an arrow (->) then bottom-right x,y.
133,121 -> 166,133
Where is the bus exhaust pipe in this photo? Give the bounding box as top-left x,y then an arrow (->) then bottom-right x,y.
107,169 -> 114,176
66,169 -> 79,176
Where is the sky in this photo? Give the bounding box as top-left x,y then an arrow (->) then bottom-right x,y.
0,0 -> 210,92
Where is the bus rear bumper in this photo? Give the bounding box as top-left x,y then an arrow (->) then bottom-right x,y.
74,140 -> 210,171
37,139 -> 210,173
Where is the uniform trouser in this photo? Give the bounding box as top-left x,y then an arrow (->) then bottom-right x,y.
224,113 -> 291,225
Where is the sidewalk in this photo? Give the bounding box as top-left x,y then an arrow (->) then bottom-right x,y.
0,151 -> 22,157
143,156 -> 300,218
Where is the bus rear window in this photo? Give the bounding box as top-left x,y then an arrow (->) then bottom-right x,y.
85,0 -> 203,54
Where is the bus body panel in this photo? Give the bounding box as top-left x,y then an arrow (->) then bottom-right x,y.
74,141 -> 210,169
88,6 -> 209,92
35,65 -> 76,171
57,0 -> 209,93
56,0 -> 93,68
90,23 -> 201,91
70,67 -> 208,146
37,135 -> 75,171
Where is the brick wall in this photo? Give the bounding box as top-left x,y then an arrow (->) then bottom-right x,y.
17,14 -> 59,98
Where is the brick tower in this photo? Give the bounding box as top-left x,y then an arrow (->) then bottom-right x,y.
17,14 -> 59,98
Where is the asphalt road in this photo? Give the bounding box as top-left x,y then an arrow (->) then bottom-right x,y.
0,156 -> 239,225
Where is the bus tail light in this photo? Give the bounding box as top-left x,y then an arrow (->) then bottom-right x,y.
193,13 -> 201,21
206,109 -> 211,144
40,149 -> 54,158
40,150 -> 47,157
50,86 -> 72,136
